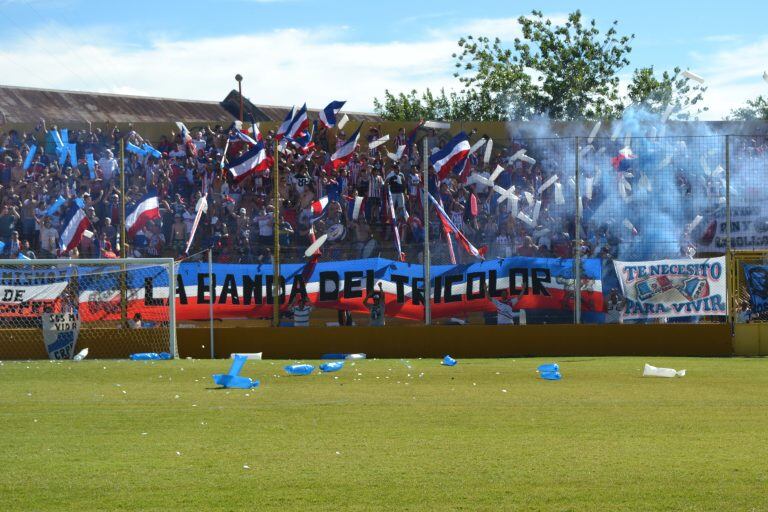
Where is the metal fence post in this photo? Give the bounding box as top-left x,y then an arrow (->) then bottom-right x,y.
725,135 -> 731,253
574,137 -> 582,324
208,248 -> 215,359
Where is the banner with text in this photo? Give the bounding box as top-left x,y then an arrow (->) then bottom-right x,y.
614,257 -> 727,320
742,264 -> 768,320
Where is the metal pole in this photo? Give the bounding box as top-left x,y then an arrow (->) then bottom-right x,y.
236,74 -> 244,123
169,258 -> 177,358
573,137 -> 582,324
725,135 -> 731,253
272,138 -> 281,327
119,138 -> 127,327
422,137 -> 431,325
208,248 -> 215,359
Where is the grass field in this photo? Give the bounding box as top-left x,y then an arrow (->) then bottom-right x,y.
1,357 -> 767,511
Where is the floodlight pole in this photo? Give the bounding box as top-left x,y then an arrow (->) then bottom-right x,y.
235,74 -> 244,123
422,136 -> 431,325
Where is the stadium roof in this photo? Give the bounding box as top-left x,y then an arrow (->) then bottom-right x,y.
0,85 -> 382,125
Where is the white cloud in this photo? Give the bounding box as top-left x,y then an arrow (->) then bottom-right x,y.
0,24 -> 460,113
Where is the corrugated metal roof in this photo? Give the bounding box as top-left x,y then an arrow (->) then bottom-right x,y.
0,85 -> 235,124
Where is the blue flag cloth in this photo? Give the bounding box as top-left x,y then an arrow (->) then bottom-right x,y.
17,252 -> 31,260
68,143 -> 77,166
46,196 -> 66,216
23,144 -> 37,170
60,128 -> 68,145
125,142 -> 148,157
74,197 -> 85,209
86,153 -> 96,179
142,143 -> 162,158
0,241 -> 5,254
212,354 -> 260,389
319,361 -> 344,373
129,352 -> 172,360
441,355 -> 457,366
284,364 -> 314,376
58,146 -> 68,166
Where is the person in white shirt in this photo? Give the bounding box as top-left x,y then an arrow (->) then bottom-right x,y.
98,150 -> 118,182
486,289 -> 524,325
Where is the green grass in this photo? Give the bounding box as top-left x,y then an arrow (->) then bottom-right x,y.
1,357 -> 767,511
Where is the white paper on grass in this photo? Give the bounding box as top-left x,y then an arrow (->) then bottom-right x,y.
489,164 -> 504,182
368,134 -> 389,149
682,70 -> 704,84
469,138 -> 487,155
230,352 -> 263,360
538,175 -> 558,194
587,120 -> 602,144
337,114 -> 349,130
554,183 -> 565,205
483,138 -> 494,163
304,234 -> 328,258
643,363 -> 685,378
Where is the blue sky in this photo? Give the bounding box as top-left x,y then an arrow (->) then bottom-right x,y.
1,0 -> 766,119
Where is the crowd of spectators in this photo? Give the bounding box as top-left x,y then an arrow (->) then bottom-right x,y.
0,119 -> 765,272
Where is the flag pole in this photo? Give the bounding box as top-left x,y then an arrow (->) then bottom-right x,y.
422,137 -> 431,325
272,138 -> 281,327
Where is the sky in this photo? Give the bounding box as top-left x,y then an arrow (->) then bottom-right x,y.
0,0 -> 767,120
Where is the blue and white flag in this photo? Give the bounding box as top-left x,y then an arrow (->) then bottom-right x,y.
23,144 -> 37,171
319,100 -> 346,129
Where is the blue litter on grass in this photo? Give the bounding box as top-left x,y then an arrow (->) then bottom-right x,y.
537,363 -> 559,373
321,353 -> 348,360
539,371 -> 562,381
441,355 -> 457,366
320,361 -> 344,373
212,355 -> 260,389
284,364 -> 315,376
130,352 -> 172,360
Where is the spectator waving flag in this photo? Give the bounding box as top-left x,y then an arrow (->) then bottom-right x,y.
319,100 -> 346,129
430,132 -> 471,180
428,193 -> 487,260
184,195 -> 208,255
405,119 -> 425,157
126,189 -> 161,237
226,140 -> 272,183
387,189 -> 405,262
248,113 -> 263,141
276,106 -> 297,141
228,122 -> 258,146
59,204 -> 91,252
329,123 -> 362,169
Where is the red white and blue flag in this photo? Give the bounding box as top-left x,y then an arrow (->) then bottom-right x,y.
429,193 -> 486,260
405,120 -> 425,157
286,103 -> 310,141
58,204 -> 91,252
329,123 -> 362,169
126,189 -> 161,237
248,114 -> 263,141
226,141 -> 272,183
228,123 -> 258,146
430,131 -> 471,180
319,100 -> 346,129
310,196 -> 329,221
276,106 -> 296,141
387,189 -> 405,262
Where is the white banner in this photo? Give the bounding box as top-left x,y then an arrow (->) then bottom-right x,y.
698,205 -> 768,251
42,313 -> 81,360
613,257 -> 727,320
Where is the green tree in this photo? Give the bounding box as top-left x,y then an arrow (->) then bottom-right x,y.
374,10 -> 706,122
626,66 -> 707,120
728,96 -> 768,121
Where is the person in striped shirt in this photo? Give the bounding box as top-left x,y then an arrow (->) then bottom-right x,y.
289,295 -> 313,327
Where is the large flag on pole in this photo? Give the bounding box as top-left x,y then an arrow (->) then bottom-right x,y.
387,189 -> 405,262
428,193 -> 486,260
329,123 -> 362,169
126,189 -> 161,237
58,204 -> 91,252
184,195 -> 208,255
286,103 -> 309,141
429,132 -> 471,180
319,100 -> 346,129
276,106 -> 297,141
226,141 -> 272,183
